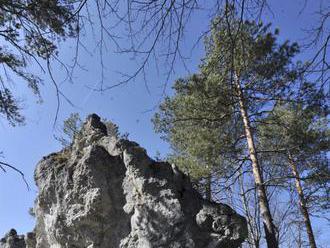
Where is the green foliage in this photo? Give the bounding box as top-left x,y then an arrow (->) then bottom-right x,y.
102,118 -> 121,139
55,113 -> 82,147
153,75 -> 243,179
0,0 -> 77,125
0,88 -> 24,125
153,9 -> 301,183
258,86 -> 329,212
56,113 -> 124,147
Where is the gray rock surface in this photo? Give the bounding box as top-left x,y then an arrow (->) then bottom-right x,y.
2,114 -> 247,248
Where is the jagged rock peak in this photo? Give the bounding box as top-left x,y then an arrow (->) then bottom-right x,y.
84,113 -> 107,135
2,114 -> 247,248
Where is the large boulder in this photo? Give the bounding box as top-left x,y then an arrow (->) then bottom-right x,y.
2,114 -> 247,248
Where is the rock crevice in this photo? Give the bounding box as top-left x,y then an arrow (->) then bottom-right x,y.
1,114 -> 247,248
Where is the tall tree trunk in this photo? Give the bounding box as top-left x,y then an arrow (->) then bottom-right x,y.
288,152 -> 317,248
235,80 -> 279,248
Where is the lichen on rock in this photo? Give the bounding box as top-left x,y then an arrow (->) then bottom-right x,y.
2,114 -> 247,248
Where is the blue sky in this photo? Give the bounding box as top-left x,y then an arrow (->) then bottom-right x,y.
0,0 -> 329,246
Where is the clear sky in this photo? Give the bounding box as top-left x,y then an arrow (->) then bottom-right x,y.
0,0 -> 329,246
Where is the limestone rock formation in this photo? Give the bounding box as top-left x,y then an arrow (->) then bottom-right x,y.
1,114 -> 247,248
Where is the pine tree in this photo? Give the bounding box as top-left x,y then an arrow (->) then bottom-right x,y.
258,85 -> 329,248
154,7 -> 302,247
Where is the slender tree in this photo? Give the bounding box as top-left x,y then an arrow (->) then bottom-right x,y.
55,113 -> 83,147
258,86 -> 329,248
55,113 -> 122,147
154,7 -> 304,247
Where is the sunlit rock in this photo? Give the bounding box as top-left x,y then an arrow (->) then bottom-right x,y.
2,114 -> 247,248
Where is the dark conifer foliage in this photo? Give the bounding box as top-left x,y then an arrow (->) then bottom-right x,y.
153,6 -> 329,248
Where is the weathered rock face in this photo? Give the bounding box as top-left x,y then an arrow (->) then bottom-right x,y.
1,114 -> 247,248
